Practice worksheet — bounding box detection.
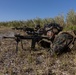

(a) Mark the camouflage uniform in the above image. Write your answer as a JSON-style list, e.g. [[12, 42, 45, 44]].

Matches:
[[50, 30, 76, 55], [38, 23, 63, 48]]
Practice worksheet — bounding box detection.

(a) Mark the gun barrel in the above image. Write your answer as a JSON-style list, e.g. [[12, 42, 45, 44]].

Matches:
[[15, 34, 48, 39], [3, 36, 15, 39]]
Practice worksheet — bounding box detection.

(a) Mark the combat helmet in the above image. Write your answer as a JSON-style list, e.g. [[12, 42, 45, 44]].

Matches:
[[45, 23, 63, 35]]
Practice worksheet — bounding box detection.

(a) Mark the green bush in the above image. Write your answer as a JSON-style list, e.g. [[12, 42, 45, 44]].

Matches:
[[0, 9, 76, 31], [64, 25, 76, 31]]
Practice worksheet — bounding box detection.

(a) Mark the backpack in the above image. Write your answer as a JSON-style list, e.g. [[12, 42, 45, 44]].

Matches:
[[50, 30, 76, 55]]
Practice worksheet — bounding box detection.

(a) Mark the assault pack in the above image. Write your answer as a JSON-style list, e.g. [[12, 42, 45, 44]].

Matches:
[[50, 30, 76, 55]]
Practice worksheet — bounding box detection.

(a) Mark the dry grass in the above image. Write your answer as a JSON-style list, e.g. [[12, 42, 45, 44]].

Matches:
[[0, 28, 76, 75]]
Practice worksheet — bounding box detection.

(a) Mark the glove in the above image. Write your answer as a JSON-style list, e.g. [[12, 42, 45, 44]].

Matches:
[[38, 39, 52, 48]]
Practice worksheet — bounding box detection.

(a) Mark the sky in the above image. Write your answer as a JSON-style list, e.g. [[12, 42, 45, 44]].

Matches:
[[0, 0, 76, 22]]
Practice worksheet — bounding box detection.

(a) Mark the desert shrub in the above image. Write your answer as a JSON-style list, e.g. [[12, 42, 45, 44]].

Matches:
[[64, 25, 76, 31]]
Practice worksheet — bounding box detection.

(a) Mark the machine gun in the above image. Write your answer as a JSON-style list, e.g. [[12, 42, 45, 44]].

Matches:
[[3, 32, 50, 53], [12, 26, 46, 36]]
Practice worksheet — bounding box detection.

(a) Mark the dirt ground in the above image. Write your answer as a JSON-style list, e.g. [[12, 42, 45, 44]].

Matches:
[[0, 27, 76, 75]]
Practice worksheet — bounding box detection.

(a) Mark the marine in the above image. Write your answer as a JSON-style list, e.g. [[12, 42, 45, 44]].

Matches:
[[38, 23, 63, 48], [38, 23, 76, 55]]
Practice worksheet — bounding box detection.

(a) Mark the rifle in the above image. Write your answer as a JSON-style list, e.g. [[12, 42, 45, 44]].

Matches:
[[12, 25, 44, 34], [3, 32, 50, 53]]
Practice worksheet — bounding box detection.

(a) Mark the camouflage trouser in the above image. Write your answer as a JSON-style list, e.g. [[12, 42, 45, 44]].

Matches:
[[50, 32, 73, 55]]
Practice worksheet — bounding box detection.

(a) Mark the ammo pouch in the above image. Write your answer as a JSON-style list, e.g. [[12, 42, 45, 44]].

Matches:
[[38, 39, 52, 48]]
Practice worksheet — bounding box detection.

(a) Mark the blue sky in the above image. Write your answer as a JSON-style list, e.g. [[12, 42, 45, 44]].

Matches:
[[0, 0, 76, 22]]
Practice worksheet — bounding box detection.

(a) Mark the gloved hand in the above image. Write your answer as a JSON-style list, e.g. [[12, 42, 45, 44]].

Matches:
[[38, 39, 52, 48]]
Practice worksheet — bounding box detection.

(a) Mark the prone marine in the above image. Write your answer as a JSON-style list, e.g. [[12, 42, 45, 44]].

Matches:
[[38, 23, 76, 55]]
